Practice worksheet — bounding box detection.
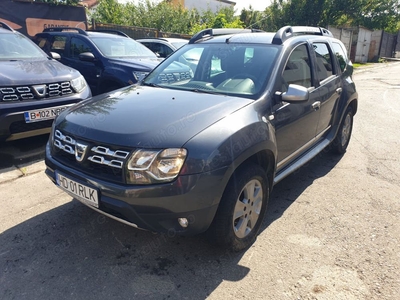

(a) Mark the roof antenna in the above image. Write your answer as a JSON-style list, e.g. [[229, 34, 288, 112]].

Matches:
[[244, 13, 271, 31]]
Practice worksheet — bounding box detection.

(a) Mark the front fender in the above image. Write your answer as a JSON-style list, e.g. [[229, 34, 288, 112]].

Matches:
[[182, 103, 277, 199]]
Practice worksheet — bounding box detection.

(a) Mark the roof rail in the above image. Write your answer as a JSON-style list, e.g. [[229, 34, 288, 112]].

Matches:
[[272, 26, 333, 45], [189, 28, 264, 44], [43, 27, 88, 35], [87, 29, 129, 38], [0, 21, 14, 32]]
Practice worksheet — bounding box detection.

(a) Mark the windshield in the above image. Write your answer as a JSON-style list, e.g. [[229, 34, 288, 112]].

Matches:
[[91, 36, 158, 58], [0, 32, 47, 60], [143, 43, 279, 98]]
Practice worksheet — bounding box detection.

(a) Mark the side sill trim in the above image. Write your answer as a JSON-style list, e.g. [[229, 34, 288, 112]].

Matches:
[[274, 137, 331, 185]]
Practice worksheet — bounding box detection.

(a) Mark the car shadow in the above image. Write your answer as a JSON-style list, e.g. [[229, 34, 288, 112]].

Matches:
[[1, 150, 343, 300], [0, 134, 48, 169], [262, 150, 344, 231], [1, 199, 249, 299]]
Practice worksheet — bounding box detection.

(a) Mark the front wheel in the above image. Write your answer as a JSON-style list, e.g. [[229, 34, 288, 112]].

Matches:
[[331, 106, 354, 154], [207, 163, 269, 252]]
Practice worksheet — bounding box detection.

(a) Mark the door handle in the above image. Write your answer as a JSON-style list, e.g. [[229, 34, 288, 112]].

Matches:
[[312, 101, 321, 110], [336, 88, 343, 95]]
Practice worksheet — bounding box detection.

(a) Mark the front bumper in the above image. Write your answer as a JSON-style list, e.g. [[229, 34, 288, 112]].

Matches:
[[45, 143, 226, 235], [0, 91, 90, 141]]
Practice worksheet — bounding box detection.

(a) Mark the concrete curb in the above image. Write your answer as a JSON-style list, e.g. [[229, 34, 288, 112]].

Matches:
[[354, 61, 400, 74], [0, 160, 45, 184]]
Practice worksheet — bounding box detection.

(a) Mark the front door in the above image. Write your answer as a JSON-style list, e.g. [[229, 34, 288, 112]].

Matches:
[[63, 37, 101, 94], [273, 44, 321, 167]]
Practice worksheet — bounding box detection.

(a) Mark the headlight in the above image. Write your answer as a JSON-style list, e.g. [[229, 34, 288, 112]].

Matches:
[[133, 71, 149, 83], [126, 148, 187, 184], [71, 75, 87, 93]]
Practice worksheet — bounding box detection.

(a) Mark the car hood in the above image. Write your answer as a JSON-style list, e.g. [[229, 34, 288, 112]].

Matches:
[[0, 58, 78, 85], [57, 86, 253, 148], [108, 57, 162, 70]]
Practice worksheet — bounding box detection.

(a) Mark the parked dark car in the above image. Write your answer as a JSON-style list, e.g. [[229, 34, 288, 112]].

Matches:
[[0, 22, 91, 142], [137, 37, 188, 58], [33, 28, 163, 95], [45, 26, 358, 251]]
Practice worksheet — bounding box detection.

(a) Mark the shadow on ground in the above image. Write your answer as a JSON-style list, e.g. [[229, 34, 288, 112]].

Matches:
[[0, 134, 48, 168], [0, 150, 343, 300]]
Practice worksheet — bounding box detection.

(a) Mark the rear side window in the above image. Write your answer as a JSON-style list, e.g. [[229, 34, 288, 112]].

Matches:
[[332, 42, 348, 72], [313, 43, 334, 82]]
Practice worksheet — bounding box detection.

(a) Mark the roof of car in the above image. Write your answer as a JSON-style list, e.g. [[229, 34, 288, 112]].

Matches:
[[0, 21, 16, 34], [136, 37, 188, 43], [189, 26, 334, 45], [40, 27, 130, 38]]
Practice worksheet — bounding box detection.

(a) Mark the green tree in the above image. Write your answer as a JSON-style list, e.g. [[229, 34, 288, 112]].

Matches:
[[263, 0, 400, 33], [91, 0, 124, 24]]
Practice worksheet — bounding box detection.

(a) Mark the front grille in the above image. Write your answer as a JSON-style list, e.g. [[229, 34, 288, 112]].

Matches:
[[52, 129, 131, 184], [10, 119, 54, 134], [0, 81, 74, 102]]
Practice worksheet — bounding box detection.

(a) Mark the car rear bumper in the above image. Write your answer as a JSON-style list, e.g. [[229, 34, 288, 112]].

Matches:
[[45, 142, 225, 235]]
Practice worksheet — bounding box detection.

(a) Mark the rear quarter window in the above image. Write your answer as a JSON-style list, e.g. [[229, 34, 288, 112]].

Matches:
[[313, 43, 335, 82], [332, 42, 348, 72]]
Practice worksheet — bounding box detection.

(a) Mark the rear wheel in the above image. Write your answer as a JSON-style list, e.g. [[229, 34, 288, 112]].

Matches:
[[331, 106, 354, 154], [207, 163, 269, 252]]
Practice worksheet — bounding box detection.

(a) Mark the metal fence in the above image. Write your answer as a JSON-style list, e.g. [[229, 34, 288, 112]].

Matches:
[[90, 20, 191, 40], [329, 26, 399, 62]]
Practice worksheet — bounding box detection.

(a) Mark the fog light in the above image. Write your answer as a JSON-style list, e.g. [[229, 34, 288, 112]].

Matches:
[[178, 218, 188, 228]]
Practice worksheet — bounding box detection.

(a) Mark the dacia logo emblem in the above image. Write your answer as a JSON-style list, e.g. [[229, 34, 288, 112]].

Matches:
[[75, 142, 88, 162], [32, 85, 47, 98]]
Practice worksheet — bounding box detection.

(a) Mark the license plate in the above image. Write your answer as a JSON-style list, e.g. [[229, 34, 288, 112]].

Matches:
[[24, 105, 71, 123], [56, 172, 99, 208]]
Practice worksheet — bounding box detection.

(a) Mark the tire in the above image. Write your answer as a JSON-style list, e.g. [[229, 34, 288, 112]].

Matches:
[[331, 106, 354, 154], [207, 163, 269, 252]]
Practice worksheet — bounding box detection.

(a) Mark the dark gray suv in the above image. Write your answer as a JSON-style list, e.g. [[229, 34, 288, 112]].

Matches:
[[0, 22, 91, 141], [44, 26, 357, 251]]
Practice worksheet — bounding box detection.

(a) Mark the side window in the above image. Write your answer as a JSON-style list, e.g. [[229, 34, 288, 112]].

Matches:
[[70, 38, 92, 59], [332, 42, 347, 72], [313, 43, 334, 81], [160, 44, 173, 57], [283, 44, 312, 88], [50, 36, 66, 56], [149, 43, 161, 56]]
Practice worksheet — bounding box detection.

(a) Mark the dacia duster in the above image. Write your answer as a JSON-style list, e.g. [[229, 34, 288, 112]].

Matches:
[[45, 26, 358, 251]]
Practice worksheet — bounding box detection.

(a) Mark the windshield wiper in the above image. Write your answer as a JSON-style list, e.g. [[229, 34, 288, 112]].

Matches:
[[188, 88, 219, 95], [141, 82, 161, 88]]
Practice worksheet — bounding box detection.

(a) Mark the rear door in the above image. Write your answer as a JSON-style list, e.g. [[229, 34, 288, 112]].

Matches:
[[311, 41, 342, 136]]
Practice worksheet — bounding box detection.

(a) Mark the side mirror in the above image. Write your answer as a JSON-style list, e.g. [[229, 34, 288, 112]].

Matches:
[[281, 84, 309, 103], [49, 52, 61, 60], [79, 52, 96, 62]]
